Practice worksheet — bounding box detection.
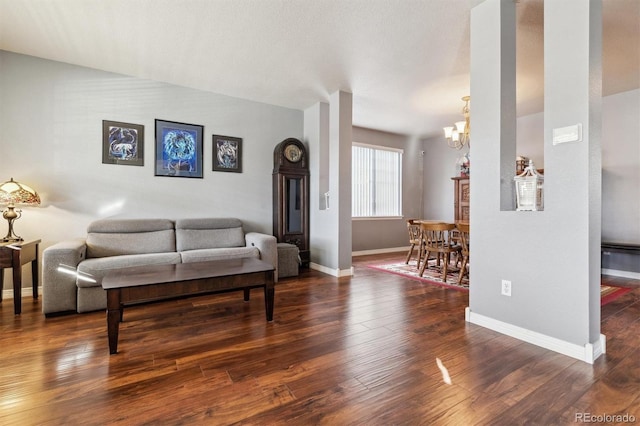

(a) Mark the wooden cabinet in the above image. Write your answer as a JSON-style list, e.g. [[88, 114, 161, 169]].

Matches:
[[452, 177, 470, 222]]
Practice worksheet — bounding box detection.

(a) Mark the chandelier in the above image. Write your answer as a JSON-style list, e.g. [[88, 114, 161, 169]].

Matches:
[[443, 95, 470, 150]]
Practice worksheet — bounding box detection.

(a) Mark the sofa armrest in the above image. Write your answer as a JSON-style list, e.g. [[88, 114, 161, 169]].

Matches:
[[42, 238, 87, 315], [245, 232, 278, 281]]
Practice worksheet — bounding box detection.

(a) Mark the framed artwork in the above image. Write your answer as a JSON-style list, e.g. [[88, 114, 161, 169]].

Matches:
[[102, 120, 144, 166], [154, 119, 204, 178], [212, 135, 242, 173]]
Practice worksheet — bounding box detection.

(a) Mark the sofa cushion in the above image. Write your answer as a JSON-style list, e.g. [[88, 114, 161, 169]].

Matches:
[[180, 247, 259, 264], [175, 218, 245, 251], [87, 218, 175, 233], [86, 219, 176, 258], [76, 252, 182, 288]]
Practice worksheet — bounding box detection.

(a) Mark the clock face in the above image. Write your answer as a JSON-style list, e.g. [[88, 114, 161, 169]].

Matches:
[[284, 144, 302, 163]]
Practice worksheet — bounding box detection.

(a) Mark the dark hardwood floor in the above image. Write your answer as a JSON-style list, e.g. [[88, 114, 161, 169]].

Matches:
[[2, 253, 639, 425]]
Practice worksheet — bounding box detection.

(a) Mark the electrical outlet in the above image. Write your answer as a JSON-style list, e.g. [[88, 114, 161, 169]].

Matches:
[[501, 279, 512, 296]]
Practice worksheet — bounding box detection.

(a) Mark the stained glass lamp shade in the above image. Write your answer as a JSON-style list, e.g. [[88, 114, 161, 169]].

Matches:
[[0, 178, 41, 242]]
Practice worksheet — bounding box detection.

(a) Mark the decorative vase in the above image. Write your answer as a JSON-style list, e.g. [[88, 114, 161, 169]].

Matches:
[[458, 152, 470, 177]]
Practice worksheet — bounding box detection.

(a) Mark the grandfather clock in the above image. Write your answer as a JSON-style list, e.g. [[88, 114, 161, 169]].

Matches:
[[273, 138, 310, 267]]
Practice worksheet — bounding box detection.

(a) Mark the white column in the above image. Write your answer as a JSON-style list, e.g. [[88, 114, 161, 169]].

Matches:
[[467, 0, 603, 363], [304, 91, 353, 276], [544, 0, 602, 347], [329, 90, 353, 275]]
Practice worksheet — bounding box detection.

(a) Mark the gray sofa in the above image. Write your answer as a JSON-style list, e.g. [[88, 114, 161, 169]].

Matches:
[[42, 217, 277, 315]]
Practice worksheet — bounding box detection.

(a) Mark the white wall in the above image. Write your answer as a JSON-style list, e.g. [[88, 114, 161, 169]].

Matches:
[[351, 127, 425, 252], [516, 111, 545, 168], [424, 91, 639, 250], [514, 88, 640, 244], [601, 89, 640, 244], [1, 50, 302, 291], [421, 138, 467, 222]]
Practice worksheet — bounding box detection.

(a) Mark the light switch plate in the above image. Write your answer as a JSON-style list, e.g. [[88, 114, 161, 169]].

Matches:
[[553, 123, 582, 145]]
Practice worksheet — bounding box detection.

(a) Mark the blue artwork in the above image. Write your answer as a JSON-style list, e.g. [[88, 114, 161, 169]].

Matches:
[[108, 126, 138, 160], [162, 128, 197, 172], [154, 119, 203, 178]]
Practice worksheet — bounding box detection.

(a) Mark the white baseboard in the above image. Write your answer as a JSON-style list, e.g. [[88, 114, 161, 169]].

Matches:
[[2, 286, 42, 300], [601, 268, 640, 280], [307, 246, 407, 276], [465, 307, 606, 364], [352, 246, 409, 257], [309, 262, 354, 277]]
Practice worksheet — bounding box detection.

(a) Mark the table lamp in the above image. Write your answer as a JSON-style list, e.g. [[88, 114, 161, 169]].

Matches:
[[0, 177, 41, 242]]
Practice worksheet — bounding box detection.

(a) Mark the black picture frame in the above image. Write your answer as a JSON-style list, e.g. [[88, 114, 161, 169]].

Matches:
[[154, 119, 204, 178], [212, 135, 243, 173], [102, 120, 144, 166]]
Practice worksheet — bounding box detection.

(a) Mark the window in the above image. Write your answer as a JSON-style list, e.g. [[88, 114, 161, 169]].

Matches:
[[352, 143, 403, 218]]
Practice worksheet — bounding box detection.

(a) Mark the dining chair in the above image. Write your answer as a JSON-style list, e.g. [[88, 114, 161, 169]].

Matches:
[[418, 222, 461, 283], [414, 220, 447, 270], [456, 223, 470, 285], [405, 219, 422, 264]]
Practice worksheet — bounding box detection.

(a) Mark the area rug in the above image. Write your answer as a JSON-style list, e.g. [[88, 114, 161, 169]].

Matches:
[[367, 260, 469, 292], [368, 261, 633, 304], [600, 285, 633, 306]]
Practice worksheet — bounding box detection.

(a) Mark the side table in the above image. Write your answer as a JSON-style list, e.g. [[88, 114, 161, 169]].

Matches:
[[0, 239, 41, 315]]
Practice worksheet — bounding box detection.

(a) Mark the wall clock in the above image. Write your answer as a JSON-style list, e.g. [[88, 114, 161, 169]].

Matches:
[[284, 143, 302, 163]]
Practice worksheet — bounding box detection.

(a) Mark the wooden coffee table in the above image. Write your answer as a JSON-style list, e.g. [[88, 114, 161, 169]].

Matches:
[[101, 257, 275, 354]]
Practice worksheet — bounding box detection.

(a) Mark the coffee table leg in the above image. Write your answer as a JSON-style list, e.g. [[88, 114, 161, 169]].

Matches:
[[243, 288, 250, 301], [264, 270, 275, 321], [264, 285, 274, 321], [106, 289, 122, 354]]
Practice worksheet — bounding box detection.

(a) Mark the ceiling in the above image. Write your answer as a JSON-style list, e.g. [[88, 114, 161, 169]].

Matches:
[[1, 0, 638, 138]]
